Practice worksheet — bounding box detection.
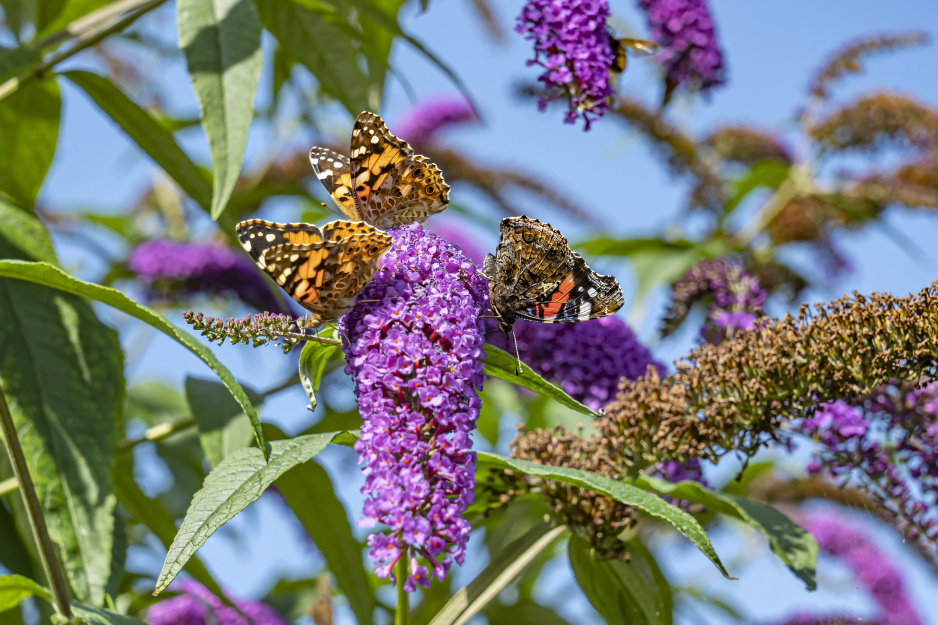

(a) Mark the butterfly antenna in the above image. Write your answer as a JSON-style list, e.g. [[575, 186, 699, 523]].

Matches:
[[512, 327, 523, 376]]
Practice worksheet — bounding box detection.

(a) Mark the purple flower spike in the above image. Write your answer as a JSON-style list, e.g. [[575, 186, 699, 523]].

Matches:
[[516, 0, 616, 130], [395, 98, 478, 149], [637, 0, 726, 99], [146, 580, 289, 625], [128, 240, 286, 313], [339, 223, 488, 591]]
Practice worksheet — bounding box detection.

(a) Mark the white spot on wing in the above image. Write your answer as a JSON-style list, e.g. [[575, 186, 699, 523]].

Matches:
[[266, 233, 276, 242], [578, 301, 592, 320]]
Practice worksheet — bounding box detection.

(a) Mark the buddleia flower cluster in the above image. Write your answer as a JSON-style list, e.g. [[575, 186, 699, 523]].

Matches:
[[660, 257, 767, 343], [516, 0, 616, 129], [798, 381, 938, 562], [637, 0, 726, 101], [339, 223, 488, 591], [499, 282, 938, 555], [128, 239, 286, 313], [182, 310, 324, 354], [146, 580, 289, 625]]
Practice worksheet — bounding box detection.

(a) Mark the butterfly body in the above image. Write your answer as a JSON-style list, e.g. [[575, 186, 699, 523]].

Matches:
[[485, 216, 624, 340], [309, 112, 450, 230], [236, 219, 392, 326]]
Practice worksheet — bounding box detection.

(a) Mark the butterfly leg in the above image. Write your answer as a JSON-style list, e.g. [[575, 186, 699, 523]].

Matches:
[[511, 327, 523, 376]]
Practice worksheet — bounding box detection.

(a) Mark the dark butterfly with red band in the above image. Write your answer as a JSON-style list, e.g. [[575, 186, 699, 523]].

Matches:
[[483, 216, 624, 371]]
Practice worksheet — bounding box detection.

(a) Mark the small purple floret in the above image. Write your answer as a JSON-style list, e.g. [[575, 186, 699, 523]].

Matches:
[[637, 0, 726, 97], [339, 223, 488, 591], [145, 580, 289, 625], [128, 240, 285, 313], [516, 0, 616, 130]]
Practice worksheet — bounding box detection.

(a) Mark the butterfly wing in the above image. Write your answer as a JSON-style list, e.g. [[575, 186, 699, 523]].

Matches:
[[236, 220, 326, 268], [512, 251, 624, 322], [349, 112, 450, 229], [308, 147, 359, 221], [236, 219, 392, 322], [490, 216, 623, 323]]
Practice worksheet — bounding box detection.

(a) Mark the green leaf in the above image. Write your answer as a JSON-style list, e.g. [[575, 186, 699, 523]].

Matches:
[[36, 0, 110, 37], [0, 195, 58, 264], [0, 46, 39, 83], [256, 0, 373, 115], [0, 575, 51, 612], [178, 0, 263, 219], [0, 77, 60, 206], [185, 376, 261, 468], [635, 475, 817, 590], [0, 237, 123, 606], [69, 601, 148, 625], [298, 328, 340, 410], [485, 601, 575, 625], [572, 237, 698, 258], [568, 537, 671, 625], [725, 160, 791, 215], [429, 522, 566, 625], [483, 344, 600, 419], [0, 259, 266, 457], [154, 432, 342, 594], [113, 455, 225, 597], [63, 70, 212, 210], [274, 452, 376, 625], [476, 453, 733, 579]]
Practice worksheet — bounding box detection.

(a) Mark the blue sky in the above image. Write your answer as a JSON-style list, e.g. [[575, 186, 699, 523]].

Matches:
[[35, 0, 938, 623]]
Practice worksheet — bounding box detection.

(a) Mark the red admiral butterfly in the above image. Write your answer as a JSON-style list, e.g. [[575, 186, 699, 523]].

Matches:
[[484, 216, 625, 371]]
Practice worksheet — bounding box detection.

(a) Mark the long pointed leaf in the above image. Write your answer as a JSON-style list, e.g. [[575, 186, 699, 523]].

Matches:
[[635, 475, 817, 589], [0, 77, 59, 205], [154, 432, 342, 594], [0, 237, 123, 606], [0, 575, 52, 612], [64, 70, 212, 210], [178, 0, 263, 219], [476, 453, 733, 579], [0, 259, 266, 457], [483, 345, 600, 419]]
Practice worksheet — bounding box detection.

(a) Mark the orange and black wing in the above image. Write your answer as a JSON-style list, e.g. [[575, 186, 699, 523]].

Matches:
[[348, 112, 449, 229], [308, 147, 360, 221]]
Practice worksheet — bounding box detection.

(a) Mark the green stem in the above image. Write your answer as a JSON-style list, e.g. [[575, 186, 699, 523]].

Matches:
[[395, 556, 409, 625], [0, 0, 168, 103], [0, 382, 73, 620], [118, 417, 196, 452]]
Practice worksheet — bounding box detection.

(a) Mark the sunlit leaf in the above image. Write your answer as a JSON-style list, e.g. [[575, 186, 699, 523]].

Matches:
[[0, 238, 123, 606], [0, 195, 58, 264], [256, 0, 373, 115], [0, 575, 51, 612], [0, 259, 266, 457], [178, 0, 263, 219], [154, 432, 342, 594], [64, 70, 213, 210], [636, 475, 818, 589], [476, 453, 733, 579], [0, 77, 59, 206], [483, 345, 600, 419], [36, 0, 111, 38], [298, 328, 340, 410], [69, 601, 148, 625]]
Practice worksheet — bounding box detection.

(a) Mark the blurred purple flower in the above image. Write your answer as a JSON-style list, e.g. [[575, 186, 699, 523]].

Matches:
[[490, 316, 661, 412], [516, 0, 616, 129], [800, 382, 938, 563], [146, 580, 289, 625], [339, 223, 488, 591], [637, 0, 726, 99], [661, 257, 766, 344], [128, 240, 286, 313], [766, 511, 924, 625], [396, 98, 478, 149]]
